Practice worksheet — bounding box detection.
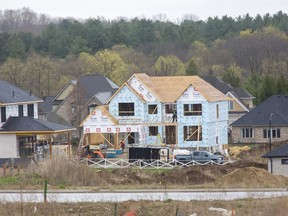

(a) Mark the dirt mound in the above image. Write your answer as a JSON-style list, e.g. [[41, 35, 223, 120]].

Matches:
[[156, 167, 215, 185], [216, 167, 288, 188]]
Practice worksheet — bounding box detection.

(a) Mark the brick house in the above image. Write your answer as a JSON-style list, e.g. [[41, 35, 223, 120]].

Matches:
[[231, 95, 288, 144]]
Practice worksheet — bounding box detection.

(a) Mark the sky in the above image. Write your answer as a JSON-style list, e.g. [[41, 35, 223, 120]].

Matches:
[[1, 0, 287, 22]]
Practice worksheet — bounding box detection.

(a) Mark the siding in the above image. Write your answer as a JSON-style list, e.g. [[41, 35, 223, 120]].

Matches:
[[0, 134, 18, 158], [267, 158, 288, 177]]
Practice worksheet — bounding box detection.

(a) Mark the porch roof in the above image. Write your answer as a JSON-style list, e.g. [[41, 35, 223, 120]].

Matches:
[[0, 117, 76, 134]]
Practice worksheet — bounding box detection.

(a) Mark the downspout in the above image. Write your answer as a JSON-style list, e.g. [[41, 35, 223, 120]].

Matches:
[[270, 157, 273, 174]]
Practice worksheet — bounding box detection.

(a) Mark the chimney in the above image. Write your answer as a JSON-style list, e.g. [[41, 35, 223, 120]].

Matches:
[[12, 90, 15, 98]]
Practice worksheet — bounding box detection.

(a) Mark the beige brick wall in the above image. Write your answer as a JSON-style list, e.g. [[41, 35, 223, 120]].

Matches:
[[232, 127, 288, 144]]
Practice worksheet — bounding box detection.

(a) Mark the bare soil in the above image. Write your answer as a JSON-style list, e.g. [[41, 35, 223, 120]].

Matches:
[[1, 145, 288, 215], [1, 197, 288, 216]]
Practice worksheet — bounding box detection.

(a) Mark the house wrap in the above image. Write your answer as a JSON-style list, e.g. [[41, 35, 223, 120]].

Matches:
[[81, 73, 230, 151]]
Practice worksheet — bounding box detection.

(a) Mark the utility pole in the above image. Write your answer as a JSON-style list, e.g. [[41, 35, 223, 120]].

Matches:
[[269, 113, 274, 152]]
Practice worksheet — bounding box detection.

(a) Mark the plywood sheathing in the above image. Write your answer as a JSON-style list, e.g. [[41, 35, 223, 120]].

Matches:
[[134, 73, 229, 103]]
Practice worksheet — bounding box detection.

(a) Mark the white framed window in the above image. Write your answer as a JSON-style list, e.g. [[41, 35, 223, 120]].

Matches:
[[263, 129, 281, 139], [241, 128, 253, 138], [281, 159, 288, 164], [229, 101, 234, 110]]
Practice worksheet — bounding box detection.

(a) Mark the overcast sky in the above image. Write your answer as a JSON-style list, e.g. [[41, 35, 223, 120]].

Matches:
[[1, 0, 287, 22]]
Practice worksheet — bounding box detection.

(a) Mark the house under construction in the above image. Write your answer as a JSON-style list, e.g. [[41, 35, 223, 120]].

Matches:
[[80, 73, 230, 152]]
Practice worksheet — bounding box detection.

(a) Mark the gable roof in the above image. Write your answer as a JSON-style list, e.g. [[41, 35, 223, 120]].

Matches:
[[0, 80, 42, 105], [77, 74, 118, 100], [52, 80, 76, 103], [262, 144, 288, 158], [0, 117, 75, 133], [201, 76, 254, 99], [128, 73, 228, 103], [231, 95, 288, 127], [39, 96, 54, 113]]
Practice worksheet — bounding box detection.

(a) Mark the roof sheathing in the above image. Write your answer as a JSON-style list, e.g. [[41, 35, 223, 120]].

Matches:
[[135, 74, 228, 103]]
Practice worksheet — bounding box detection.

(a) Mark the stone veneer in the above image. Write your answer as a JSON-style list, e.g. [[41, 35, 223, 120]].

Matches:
[[231, 127, 288, 144]]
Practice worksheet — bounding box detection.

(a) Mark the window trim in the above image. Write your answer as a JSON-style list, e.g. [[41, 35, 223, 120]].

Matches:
[[281, 159, 288, 164], [229, 101, 234, 110], [241, 128, 253, 138], [263, 128, 281, 139]]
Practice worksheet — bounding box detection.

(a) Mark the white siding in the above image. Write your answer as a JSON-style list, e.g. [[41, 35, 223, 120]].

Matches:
[[267, 158, 288, 177], [0, 134, 18, 158]]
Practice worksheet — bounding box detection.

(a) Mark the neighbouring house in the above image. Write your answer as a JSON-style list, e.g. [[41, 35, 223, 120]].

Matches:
[[38, 96, 72, 126], [231, 95, 288, 144], [262, 144, 288, 176], [52, 75, 118, 136], [202, 76, 254, 125], [80, 73, 230, 152], [0, 79, 75, 162]]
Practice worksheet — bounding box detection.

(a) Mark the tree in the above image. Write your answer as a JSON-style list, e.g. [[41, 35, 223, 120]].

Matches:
[[186, 59, 198, 75], [221, 64, 241, 87], [0, 58, 27, 88], [94, 49, 127, 85], [78, 52, 98, 74], [26, 54, 54, 96], [154, 55, 185, 76], [7, 34, 26, 58]]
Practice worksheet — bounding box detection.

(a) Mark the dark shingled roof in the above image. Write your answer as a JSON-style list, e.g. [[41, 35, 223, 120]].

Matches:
[[262, 144, 288, 158], [201, 76, 254, 99], [77, 75, 118, 102], [0, 117, 75, 132], [0, 80, 41, 104], [231, 95, 288, 127]]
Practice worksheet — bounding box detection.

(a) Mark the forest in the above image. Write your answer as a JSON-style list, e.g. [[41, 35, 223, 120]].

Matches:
[[1, 7, 288, 104]]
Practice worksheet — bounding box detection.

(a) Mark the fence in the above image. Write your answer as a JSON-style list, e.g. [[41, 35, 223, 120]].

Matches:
[[79, 158, 234, 169]]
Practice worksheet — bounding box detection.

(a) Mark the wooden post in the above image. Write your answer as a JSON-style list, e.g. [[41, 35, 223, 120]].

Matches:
[[68, 132, 71, 160], [50, 135, 53, 159]]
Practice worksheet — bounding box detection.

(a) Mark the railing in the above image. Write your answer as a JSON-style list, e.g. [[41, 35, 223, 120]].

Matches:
[[78, 158, 234, 169]]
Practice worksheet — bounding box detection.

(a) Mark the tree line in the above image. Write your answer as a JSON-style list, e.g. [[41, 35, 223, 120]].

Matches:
[[1, 8, 288, 104]]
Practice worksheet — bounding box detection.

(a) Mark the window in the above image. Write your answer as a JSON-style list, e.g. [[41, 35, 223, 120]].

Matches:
[[18, 105, 23, 117], [27, 104, 34, 117], [184, 126, 202, 141], [1, 107, 6, 122], [119, 103, 134, 116], [216, 104, 219, 119], [165, 104, 176, 114], [88, 104, 97, 113], [241, 128, 253, 138], [183, 104, 202, 116], [263, 129, 281, 139], [148, 105, 158, 114], [281, 159, 288, 164], [229, 101, 234, 110], [149, 126, 158, 136]]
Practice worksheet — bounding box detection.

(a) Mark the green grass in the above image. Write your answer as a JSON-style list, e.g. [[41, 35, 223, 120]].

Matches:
[[0, 175, 21, 185]]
